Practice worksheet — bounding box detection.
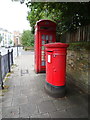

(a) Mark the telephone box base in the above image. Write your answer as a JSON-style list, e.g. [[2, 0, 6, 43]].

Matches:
[[34, 70, 46, 74], [44, 82, 66, 98]]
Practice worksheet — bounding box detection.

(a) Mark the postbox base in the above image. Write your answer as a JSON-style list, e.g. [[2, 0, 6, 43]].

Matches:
[[44, 82, 66, 98]]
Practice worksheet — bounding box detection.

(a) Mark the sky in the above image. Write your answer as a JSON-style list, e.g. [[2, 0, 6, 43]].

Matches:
[[0, 0, 31, 33]]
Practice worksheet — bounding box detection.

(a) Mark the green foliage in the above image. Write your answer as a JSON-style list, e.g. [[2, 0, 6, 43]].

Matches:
[[21, 30, 34, 47], [27, 2, 90, 35], [12, 1, 90, 39], [24, 46, 34, 51], [68, 42, 90, 51]]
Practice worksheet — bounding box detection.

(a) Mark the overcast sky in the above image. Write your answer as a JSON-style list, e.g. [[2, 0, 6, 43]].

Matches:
[[0, 0, 31, 33]]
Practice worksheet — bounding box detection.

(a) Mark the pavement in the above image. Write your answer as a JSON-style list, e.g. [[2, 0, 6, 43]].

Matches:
[[0, 49, 88, 119]]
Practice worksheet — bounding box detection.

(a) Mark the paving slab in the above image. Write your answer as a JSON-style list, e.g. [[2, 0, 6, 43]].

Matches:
[[38, 100, 57, 114], [19, 103, 38, 117], [53, 97, 72, 111], [2, 106, 19, 118], [49, 109, 72, 118], [67, 106, 88, 118], [30, 112, 50, 118], [27, 94, 44, 105], [12, 95, 28, 106]]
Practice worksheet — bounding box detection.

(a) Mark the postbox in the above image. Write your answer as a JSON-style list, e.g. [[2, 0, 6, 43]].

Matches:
[[34, 19, 56, 73], [44, 43, 69, 98]]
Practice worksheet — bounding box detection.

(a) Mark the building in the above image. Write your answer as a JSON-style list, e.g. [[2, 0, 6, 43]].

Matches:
[[0, 28, 14, 47], [13, 31, 21, 46]]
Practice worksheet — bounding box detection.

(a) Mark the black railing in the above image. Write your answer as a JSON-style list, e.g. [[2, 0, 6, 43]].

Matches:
[[0, 49, 13, 89]]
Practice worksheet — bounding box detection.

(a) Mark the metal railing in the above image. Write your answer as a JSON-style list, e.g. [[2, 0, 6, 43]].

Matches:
[[0, 49, 13, 89]]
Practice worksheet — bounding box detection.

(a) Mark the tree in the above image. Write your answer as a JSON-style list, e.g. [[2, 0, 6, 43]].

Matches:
[[21, 30, 34, 47], [12, 1, 90, 36], [27, 2, 90, 35]]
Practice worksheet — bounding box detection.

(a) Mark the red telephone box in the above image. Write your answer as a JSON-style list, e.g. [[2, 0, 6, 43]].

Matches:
[[34, 19, 56, 73]]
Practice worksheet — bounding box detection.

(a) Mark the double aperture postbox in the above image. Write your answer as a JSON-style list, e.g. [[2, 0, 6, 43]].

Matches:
[[34, 20, 56, 73], [44, 43, 69, 97]]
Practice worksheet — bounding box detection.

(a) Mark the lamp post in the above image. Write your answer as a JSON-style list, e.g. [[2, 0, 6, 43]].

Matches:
[[16, 37, 18, 56]]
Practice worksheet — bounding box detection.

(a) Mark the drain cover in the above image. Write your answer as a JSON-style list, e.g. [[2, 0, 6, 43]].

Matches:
[[21, 69, 29, 76]]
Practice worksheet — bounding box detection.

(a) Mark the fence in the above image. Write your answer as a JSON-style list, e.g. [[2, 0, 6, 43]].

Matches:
[[60, 24, 90, 43], [0, 49, 13, 89]]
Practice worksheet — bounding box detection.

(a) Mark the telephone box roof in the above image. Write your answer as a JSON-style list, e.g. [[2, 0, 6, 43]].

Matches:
[[35, 19, 56, 26]]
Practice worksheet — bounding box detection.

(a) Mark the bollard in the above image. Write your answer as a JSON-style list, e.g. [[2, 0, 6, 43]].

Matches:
[[8, 49, 11, 72], [11, 49, 14, 65], [0, 52, 4, 89]]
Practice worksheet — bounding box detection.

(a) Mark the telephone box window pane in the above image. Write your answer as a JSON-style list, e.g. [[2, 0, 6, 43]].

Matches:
[[42, 46, 45, 50], [42, 56, 44, 61], [42, 35, 45, 40], [42, 41, 45, 45], [46, 35, 48, 40], [42, 51, 44, 55], [42, 61, 45, 66], [42, 51, 44, 54], [40, 26, 49, 30], [50, 35, 52, 41]]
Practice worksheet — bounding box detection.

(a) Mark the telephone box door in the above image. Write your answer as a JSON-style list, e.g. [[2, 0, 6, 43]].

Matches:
[[40, 32, 55, 71]]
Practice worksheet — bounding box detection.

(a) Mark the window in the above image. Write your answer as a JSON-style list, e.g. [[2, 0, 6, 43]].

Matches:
[[42, 51, 44, 55], [49, 35, 53, 43], [42, 61, 45, 66], [42, 41, 45, 45], [49, 35, 52, 41], [42, 46, 44, 50], [40, 26, 49, 30], [42, 56, 44, 61], [46, 35, 48, 40], [42, 35, 45, 40]]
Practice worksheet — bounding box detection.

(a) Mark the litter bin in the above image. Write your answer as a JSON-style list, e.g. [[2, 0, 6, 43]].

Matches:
[[44, 42, 69, 98]]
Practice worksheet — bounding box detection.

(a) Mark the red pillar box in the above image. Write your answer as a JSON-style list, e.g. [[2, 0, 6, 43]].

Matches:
[[34, 19, 56, 73], [44, 43, 69, 98]]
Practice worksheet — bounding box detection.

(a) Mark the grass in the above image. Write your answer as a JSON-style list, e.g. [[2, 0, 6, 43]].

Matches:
[[6, 73, 11, 77], [12, 64, 17, 67], [11, 64, 18, 69], [3, 77, 9, 82], [0, 85, 9, 96], [3, 85, 9, 89], [0, 63, 17, 96]]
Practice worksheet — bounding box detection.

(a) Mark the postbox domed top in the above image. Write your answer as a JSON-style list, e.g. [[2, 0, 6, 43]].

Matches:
[[44, 42, 69, 48]]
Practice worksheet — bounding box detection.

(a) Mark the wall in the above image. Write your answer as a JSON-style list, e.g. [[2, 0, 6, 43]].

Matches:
[[66, 49, 89, 93], [59, 24, 90, 93]]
